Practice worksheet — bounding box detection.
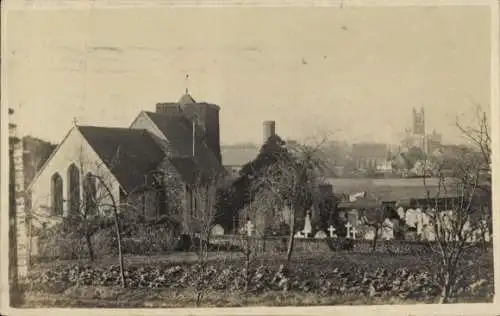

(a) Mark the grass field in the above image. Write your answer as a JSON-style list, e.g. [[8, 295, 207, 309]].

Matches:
[[326, 177, 459, 201]]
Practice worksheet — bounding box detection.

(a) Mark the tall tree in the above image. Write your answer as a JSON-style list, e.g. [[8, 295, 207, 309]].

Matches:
[[183, 171, 226, 307], [220, 135, 292, 230], [255, 136, 328, 273]]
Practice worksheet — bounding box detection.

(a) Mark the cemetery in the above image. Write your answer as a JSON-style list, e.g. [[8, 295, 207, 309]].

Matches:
[[21, 186, 493, 308]]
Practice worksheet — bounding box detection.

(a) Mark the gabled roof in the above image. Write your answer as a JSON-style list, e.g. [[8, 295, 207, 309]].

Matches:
[[78, 126, 166, 193]]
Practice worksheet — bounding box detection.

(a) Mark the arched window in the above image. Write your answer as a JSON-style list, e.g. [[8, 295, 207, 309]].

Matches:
[[51, 173, 64, 216], [67, 164, 80, 214], [83, 173, 97, 215], [153, 175, 167, 218]]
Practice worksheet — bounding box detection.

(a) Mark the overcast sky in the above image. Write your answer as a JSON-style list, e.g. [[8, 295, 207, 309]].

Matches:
[[4, 6, 491, 146]]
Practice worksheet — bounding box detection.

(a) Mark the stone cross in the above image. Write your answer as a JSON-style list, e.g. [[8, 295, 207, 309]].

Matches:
[[328, 225, 336, 237], [351, 227, 358, 240], [246, 220, 254, 237], [345, 222, 352, 238]]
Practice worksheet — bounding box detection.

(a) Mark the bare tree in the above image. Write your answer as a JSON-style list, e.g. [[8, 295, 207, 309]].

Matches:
[[456, 104, 491, 196], [238, 176, 276, 294], [28, 147, 132, 287], [183, 170, 226, 307], [421, 140, 490, 303], [359, 204, 388, 252]]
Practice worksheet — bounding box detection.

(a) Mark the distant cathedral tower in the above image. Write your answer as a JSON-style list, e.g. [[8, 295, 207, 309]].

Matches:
[[412, 107, 427, 154]]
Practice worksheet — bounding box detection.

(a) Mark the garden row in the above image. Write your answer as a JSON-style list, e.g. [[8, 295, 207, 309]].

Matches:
[[26, 253, 494, 303]]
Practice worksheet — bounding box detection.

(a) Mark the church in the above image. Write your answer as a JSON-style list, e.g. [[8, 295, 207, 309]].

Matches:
[[27, 92, 227, 232]]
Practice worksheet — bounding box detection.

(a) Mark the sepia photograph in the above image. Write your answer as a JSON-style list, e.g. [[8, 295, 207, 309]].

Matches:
[[2, 0, 496, 312]]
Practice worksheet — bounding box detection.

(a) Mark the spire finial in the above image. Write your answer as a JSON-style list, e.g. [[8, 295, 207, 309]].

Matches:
[[72, 117, 78, 126], [185, 74, 189, 94]]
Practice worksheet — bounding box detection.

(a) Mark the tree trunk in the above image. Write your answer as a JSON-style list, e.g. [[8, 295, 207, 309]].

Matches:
[[91, 174, 125, 287], [85, 233, 95, 262], [244, 238, 251, 293], [439, 272, 451, 304], [372, 230, 378, 252], [285, 209, 296, 270], [113, 210, 126, 288], [195, 291, 203, 307]]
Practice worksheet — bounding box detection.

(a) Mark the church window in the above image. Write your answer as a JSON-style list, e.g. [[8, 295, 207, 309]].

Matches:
[[51, 172, 63, 216], [67, 164, 81, 215], [83, 172, 97, 215]]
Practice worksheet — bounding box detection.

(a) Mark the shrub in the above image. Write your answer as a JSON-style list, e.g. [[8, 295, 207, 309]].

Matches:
[[37, 234, 87, 261], [326, 238, 355, 252]]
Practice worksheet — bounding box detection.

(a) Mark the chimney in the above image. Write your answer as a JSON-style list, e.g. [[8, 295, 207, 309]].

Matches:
[[263, 120, 276, 143]]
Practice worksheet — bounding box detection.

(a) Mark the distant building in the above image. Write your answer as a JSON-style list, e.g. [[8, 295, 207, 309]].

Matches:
[[351, 142, 391, 171], [221, 120, 279, 177], [221, 144, 259, 177], [425, 129, 443, 154], [402, 107, 442, 155]]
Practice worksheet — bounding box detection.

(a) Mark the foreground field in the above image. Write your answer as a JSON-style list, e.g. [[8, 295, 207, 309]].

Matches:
[[18, 250, 494, 308]]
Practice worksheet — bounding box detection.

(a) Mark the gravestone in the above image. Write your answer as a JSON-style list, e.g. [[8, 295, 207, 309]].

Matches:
[[405, 208, 418, 230], [211, 224, 224, 236], [314, 230, 327, 239], [294, 231, 305, 238], [303, 213, 312, 238], [345, 222, 352, 238], [351, 227, 358, 240], [364, 227, 375, 240], [347, 209, 359, 227], [328, 225, 337, 238], [381, 218, 394, 240], [396, 206, 405, 219], [246, 220, 254, 237], [422, 224, 436, 242]]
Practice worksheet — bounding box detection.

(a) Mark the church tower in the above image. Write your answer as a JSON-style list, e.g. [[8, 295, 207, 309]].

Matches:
[[155, 91, 222, 164], [412, 107, 427, 154]]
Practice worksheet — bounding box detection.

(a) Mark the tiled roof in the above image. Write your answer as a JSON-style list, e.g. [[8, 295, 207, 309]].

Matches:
[[144, 111, 195, 157], [78, 126, 166, 193], [169, 157, 198, 184]]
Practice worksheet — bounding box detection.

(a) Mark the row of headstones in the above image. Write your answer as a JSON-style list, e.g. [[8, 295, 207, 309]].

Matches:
[[211, 220, 358, 239], [211, 219, 491, 243]]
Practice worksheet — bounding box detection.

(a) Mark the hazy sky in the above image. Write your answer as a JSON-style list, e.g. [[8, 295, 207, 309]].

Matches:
[[4, 6, 491, 145]]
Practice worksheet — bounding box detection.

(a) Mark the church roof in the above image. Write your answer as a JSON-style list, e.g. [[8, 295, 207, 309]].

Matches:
[[169, 157, 198, 184], [78, 126, 166, 193]]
